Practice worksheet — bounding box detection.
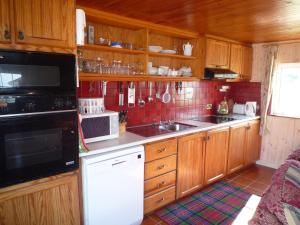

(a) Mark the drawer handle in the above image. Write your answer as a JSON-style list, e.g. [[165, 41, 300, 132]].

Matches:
[[157, 148, 166, 153], [157, 165, 165, 170], [156, 197, 165, 203], [157, 181, 166, 188]]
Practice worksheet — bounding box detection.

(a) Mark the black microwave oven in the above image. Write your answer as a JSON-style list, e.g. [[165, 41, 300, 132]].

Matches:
[[0, 50, 78, 188]]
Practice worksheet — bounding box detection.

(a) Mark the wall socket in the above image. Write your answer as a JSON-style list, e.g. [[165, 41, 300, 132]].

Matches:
[[206, 104, 213, 109]]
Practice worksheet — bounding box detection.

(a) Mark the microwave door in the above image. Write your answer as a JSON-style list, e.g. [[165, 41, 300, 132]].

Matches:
[[81, 116, 111, 143], [0, 50, 76, 95]]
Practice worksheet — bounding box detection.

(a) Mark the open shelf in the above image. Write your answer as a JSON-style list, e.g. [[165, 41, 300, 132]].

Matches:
[[79, 73, 200, 82], [148, 52, 197, 60], [78, 44, 146, 55]]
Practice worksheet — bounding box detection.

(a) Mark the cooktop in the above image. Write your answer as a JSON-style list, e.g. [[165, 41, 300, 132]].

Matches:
[[193, 115, 236, 124]]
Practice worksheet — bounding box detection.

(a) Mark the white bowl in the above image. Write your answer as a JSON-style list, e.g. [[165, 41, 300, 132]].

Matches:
[[148, 45, 163, 53], [149, 67, 158, 75]]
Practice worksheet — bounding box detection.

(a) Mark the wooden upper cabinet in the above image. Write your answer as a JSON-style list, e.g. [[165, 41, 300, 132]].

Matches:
[[0, 0, 12, 43], [177, 132, 205, 199], [204, 127, 229, 184], [227, 123, 248, 174], [205, 38, 230, 69], [229, 44, 243, 74], [241, 46, 253, 80], [244, 120, 261, 166], [13, 0, 75, 48]]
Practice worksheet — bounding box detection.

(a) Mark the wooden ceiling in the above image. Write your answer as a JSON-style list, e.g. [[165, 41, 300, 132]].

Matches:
[[77, 0, 300, 43]]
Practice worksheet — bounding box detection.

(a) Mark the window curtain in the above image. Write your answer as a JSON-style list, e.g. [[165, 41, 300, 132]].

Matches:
[[260, 45, 279, 135]]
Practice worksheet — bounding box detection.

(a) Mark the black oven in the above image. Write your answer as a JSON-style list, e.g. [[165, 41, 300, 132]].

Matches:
[[0, 50, 78, 188], [0, 111, 78, 188]]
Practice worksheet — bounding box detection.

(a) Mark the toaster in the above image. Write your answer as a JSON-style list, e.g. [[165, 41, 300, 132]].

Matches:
[[232, 103, 246, 114]]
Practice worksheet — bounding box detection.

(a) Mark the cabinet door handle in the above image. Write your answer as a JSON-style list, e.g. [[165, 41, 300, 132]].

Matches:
[[4, 30, 11, 40], [157, 148, 166, 153], [157, 165, 165, 170], [18, 31, 24, 40]]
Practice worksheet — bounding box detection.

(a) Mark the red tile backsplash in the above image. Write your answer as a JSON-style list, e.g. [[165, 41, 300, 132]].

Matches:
[[78, 80, 261, 126]]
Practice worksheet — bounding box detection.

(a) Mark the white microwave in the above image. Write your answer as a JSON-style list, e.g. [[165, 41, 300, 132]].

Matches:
[[80, 111, 119, 143]]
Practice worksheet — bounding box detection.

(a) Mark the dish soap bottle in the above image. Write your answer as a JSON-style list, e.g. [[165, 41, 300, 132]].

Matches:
[[217, 97, 229, 115]]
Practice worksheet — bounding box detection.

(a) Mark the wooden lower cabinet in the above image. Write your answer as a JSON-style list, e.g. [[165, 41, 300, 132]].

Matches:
[[144, 139, 177, 214], [0, 171, 81, 225], [204, 127, 229, 184], [145, 171, 176, 198], [144, 186, 176, 214], [244, 120, 261, 165], [227, 122, 248, 174], [227, 120, 261, 173], [177, 133, 205, 199]]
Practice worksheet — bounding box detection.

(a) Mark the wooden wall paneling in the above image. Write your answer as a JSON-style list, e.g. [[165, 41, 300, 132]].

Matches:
[[13, 0, 75, 48], [177, 132, 205, 199], [77, 0, 300, 43], [204, 127, 229, 184], [0, 171, 80, 225], [253, 42, 300, 168], [260, 116, 296, 167]]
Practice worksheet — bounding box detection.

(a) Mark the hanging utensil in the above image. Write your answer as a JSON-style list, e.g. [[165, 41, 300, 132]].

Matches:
[[138, 82, 145, 107], [128, 82, 135, 108], [89, 81, 96, 94], [172, 82, 176, 104], [102, 81, 107, 96], [162, 82, 171, 104], [156, 82, 161, 99], [148, 81, 154, 103], [119, 82, 124, 106]]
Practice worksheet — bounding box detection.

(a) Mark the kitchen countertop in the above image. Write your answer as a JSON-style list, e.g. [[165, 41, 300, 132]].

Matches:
[[79, 114, 260, 157]]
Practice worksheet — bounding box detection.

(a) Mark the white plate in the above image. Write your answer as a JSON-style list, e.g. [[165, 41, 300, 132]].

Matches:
[[160, 50, 177, 54]]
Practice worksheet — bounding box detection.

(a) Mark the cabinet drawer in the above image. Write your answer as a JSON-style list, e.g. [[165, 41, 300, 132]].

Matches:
[[145, 138, 177, 162], [144, 186, 176, 214], [144, 171, 176, 197], [145, 155, 177, 180]]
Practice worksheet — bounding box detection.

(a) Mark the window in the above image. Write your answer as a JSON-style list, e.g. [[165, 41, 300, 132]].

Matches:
[[271, 63, 300, 118]]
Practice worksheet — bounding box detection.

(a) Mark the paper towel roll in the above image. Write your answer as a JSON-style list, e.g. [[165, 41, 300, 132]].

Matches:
[[76, 9, 86, 46]]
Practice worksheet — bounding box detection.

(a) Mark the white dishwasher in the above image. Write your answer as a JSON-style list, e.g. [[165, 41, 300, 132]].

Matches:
[[81, 145, 145, 225]]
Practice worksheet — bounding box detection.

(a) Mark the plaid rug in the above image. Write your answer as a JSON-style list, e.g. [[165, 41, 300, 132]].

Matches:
[[155, 181, 251, 225]]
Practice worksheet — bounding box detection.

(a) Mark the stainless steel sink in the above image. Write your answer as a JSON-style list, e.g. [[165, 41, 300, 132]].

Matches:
[[127, 122, 197, 137], [158, 123, 195, 132]]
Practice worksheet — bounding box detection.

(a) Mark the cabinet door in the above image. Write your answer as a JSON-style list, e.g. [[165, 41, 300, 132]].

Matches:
[[227, 123, 247, 174], [14, 0, 75, 48], [204, 127, 229, 184], [244, 120, 261, 166], [0, 0, 12, 43], [0, 172, 80, 225], [206, 38, 230, 68], [229, 44, 243, 75], [241, 46, 253, 80], [177, 132, 205, 199]]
